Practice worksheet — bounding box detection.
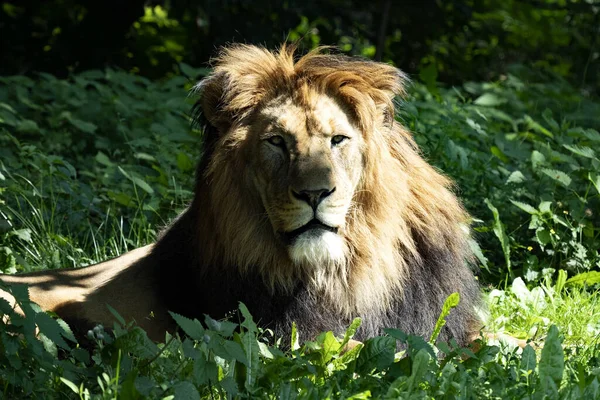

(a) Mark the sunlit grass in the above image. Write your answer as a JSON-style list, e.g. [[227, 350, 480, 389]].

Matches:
[[486, 277, 600, 362]]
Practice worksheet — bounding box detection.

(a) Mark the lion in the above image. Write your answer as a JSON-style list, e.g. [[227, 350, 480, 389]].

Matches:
[[0, 44, 482, 346]]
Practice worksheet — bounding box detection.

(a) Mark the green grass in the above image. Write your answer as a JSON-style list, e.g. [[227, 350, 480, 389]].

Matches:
[[1, 65, 599, 398]]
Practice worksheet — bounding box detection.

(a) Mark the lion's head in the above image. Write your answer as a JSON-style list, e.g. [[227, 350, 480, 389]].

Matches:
[[192, 45, 472, 318]]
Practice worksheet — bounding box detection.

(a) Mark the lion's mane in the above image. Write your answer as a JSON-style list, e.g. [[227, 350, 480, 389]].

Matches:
[[153, 45, 481, 345]]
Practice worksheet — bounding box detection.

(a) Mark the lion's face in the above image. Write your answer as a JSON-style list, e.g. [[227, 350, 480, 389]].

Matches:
[[247, 93, 364, 266]]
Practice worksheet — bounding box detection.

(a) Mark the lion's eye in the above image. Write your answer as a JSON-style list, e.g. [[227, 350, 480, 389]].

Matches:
[[266, 135, 285, 148], [331, 135, 349, 146]]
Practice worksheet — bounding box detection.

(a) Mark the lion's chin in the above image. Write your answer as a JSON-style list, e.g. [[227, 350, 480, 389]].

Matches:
[[288, 230, 347, 267]]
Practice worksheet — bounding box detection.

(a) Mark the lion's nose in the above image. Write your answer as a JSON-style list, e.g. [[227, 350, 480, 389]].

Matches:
[[292, 188, 336, 210]]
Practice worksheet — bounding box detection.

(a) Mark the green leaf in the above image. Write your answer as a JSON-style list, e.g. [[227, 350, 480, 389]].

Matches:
[[563, 144, 596, 159], [35, 312, 71, 349], [406, 349, 431, 393], [339, 317, 362, 349], [536, 228, 551, 246], [69, 118, 97, 134], [12, 228, 32, 242], [510, 200, 538, 214], [589, 172, 600, 195], [16, 119, 40, 133], [60, 377, 80, 394], [485, 199, 512, 277], [193, 357, 218, 385], [565, 271, 600, 286], [490, 146, 509, 163], [356, 336, 396, 374], [236, 310, 259, 389], [134, 152, 157, 162], [430, 292, 460, 343], [95, 152, 113, 166], [531, 150, 546, 169], [177, 152, 194, 172], [506, 170, 526, 184], [291, 321, 300, 351], [474, 93, 505, 106], [524, 115, 553, 138], [541, 168, 572, 187], [131, 176, 154, 194], [520, 345, 536, 372], [539, 201, 552, 214], [172, 381, 200, 400], [318, 331, 341, 364], [169, 312, 205, 341], [538, 325, 564, 389], [468, 238, 488, 270], [118, 166, 154, 194]]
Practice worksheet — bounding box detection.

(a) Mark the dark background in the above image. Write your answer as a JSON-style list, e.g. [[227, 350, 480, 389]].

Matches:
[[1, 0, 598, 93]]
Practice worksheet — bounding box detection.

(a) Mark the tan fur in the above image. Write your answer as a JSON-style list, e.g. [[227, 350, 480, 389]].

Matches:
[[194, 44, 470, 317], [1, 44, 476, 343]]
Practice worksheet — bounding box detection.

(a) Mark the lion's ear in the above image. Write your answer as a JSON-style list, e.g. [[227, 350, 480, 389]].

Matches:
[[193, 72, 232, 133], [342, 61, 408, 128]]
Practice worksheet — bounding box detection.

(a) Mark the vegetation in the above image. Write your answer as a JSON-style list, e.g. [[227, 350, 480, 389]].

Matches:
[[0, 0, 599, 398], [1, 61, 598, 398]]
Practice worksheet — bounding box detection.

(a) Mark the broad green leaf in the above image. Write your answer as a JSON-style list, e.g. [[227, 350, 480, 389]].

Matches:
[[539, 201, 553, 214], [520, 345, 536, 372], [563, 144, 596, 159], [356, 336, 396, 374], [16, 119, 40, 133], [172, 381, 200, 400], [430, 292, 460, 343], [12, 228, 32, 242], [35, 312, 71, 350], [177, 152, 194, 172], [406, 349, 431, 393], [474, 93, 505, 106], [215, 340, 248, 366], [204, 315, 237, 336], [565, 271, 600, 286], [193, 357, 218, 385], [238, 303, 257, 334], [531, 150, 546, 169], [506, 170, 526, 184], [510, 200, 538, 214], [536, 228, 551, 246], [485, 199, 512, 276], [68, 117, 97, 134], [319, 331, 341, 364], [95, 152, 113, 166], [131, 176, 154, 194], [541, 168, 572, 187], [118, 166, 154, 194], [169, 311, 204, 341], [538, 325, 564, 388]]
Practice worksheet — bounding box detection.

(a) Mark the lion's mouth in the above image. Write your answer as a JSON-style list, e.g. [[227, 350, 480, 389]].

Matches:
[[282, 219, 338, 244]]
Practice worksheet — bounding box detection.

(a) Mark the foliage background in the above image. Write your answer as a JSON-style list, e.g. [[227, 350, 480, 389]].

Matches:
[[0, 0, 599, 398]]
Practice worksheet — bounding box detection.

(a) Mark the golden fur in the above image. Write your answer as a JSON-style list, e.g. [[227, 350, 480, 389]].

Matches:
[[1, 44, 481, 345], [194, 44, 471, 316]]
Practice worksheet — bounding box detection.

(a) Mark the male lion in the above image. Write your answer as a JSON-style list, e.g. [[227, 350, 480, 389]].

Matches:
[[1, 44, 482, 346]]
